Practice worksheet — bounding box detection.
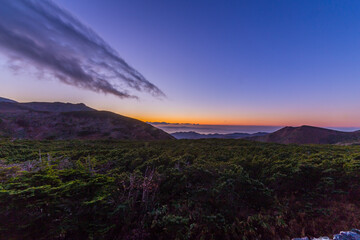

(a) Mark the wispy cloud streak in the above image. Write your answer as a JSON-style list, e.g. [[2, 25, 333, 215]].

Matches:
[[0, 0, 164, 99]]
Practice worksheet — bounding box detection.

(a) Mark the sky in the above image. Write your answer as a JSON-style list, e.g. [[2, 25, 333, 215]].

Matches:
[[1, 0, 360, 129]]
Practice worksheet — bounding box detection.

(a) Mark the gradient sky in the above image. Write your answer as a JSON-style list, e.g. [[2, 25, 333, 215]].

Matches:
[[1, 0, 360, 127]]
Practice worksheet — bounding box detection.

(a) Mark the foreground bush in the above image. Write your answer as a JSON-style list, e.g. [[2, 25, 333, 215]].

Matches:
[[0, 139, 360, 239]]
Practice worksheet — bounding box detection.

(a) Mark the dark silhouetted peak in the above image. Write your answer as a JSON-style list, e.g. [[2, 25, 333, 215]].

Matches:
[[249, 125, 360, 145], [0, 97, 17, 103], [21, 102, 94, 112], [0, 100, 173, 140]]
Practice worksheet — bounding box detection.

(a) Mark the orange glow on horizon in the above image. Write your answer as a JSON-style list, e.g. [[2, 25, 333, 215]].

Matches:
[[8, 96, 360, 128], [119, 112, 360, 128]]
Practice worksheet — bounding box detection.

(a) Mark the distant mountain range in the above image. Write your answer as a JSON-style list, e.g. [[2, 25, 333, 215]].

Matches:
[[174, 126, 360, 144], [249, 125, 360, 145], [171, 131, 268, 139], [0, 97, 173, 140], [2, 97, 359, 144]]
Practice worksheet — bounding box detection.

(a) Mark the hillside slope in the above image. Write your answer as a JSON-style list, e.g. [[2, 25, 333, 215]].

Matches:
[[0, 99, 173, 140], [249, 125, 360, 144], [0, 97, 17, 103]]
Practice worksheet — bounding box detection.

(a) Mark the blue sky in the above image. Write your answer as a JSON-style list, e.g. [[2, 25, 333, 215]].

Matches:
[[1, 0, 360, 127]]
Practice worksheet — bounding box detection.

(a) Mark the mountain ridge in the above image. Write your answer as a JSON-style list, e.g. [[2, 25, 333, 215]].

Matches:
[[0, 97, 18, 103], [0, 97, 173, 140], [249, 125, 360, 144]]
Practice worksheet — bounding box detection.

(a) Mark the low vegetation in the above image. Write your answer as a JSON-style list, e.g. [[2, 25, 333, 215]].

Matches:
[[1, 139, 360, 239]]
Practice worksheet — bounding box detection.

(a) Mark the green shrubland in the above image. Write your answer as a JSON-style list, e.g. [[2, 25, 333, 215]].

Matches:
[[0, 139, 360, 239]]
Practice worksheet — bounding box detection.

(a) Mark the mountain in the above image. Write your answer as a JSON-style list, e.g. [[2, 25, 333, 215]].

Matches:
[[172, 131, 268, 139], [21, 102, 94, 112], [0, 97, 17, 103], [0, 98, 173, 140], [249, 125, 360, 144]]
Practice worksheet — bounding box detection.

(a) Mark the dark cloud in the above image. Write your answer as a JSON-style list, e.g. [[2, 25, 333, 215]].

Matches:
[[0, 0, 165, 99]]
